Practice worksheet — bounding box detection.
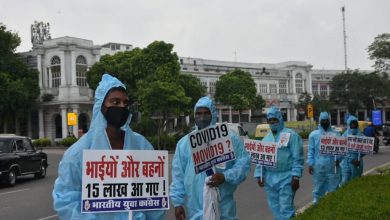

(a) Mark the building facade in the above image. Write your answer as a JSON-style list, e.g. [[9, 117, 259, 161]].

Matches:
[[17, 36, 389, 140], [311, 69, 390, 125], [179, 57, 313, 123], [20, 37, 133, 140]]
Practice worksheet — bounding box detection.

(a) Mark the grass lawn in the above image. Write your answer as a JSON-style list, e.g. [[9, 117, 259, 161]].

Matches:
[[295, 170, 390, 220]]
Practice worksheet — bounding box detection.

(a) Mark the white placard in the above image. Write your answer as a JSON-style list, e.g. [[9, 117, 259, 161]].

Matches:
[[81, 150, 169, 213], [189, 123, 235, 174]]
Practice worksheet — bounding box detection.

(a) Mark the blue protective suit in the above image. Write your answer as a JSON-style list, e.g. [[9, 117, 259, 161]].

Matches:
[[307, 112, 341, 204], [52, 74, 165, 220], [170, 96, 251, 220], [254, 107, 304, 220], [340, 115, 365, 186]]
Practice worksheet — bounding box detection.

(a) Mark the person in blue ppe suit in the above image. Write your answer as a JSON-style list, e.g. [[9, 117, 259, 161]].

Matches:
[[340, 115, 366, 185], [307, 112, 342, 204], [52, 74, 165, 220], [363, 121, 380, 153], [254, 106, 304, 220], [170, 96, 251, 220]]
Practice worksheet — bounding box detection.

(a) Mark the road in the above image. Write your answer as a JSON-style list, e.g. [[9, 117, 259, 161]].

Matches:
[[0, 145, 389, 220]]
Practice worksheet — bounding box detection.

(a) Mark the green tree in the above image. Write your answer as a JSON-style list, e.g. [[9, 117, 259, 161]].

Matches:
[[368, 33, 390, 72], [137, 80, 190, 149], [87, 41, 181, 102], [177, 74, 206, 115], [0, 24, 39, 133], [87, 40, 204, 149], [330, 70, 388, 114], [296, 92, 313, 121], [311, 95, 334, 121], [214, 69, 265, 122]]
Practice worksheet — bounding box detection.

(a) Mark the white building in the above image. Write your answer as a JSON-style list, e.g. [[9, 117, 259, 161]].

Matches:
[[179, 57, 313, 122], [20, 37, 133, 140], [18, 35, 389, 141], [311, 69, 390, 125]]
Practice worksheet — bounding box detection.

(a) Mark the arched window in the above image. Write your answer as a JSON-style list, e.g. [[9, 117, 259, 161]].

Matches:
[[295, 73, 304, 93], [51, 56, 61, 88], [76, 55, 87, 87]]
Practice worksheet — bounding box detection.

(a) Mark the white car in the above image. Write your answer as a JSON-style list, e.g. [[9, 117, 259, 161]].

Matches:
[[331, 125, 345, 133], [217, 123, 249, 141]]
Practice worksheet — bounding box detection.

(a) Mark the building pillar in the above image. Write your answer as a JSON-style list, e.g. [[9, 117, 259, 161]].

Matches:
[[60, 51, 66, 86], [229, 106, 232, 123], [71, 50, 77, 86], [364, 109, 368, 121], [48, 66, 52, 88], [292, 73, 296, 94], [219, 108, 222, 123], [248, 109, 252, 123], [73, 107, 79, 138], [37, 54, 42, 88], [382, 108, 386, 124], [337, 109, 341, 125], [287, 108, 291, 121], [39, 109, 45, 138], [317, 84, 320, 95], [293, 108, 297, 121], [327, 85, 330, 96], [61, 107, 68, 138]]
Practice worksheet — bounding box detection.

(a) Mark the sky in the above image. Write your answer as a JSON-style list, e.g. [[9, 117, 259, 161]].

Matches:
[[1, 0, 389, 70]]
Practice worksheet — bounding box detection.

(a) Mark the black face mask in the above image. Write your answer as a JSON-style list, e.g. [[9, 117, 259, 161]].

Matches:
[[320, 121, 330, 131], [195, 115, 212, 130], [104, 106, 130, 128]]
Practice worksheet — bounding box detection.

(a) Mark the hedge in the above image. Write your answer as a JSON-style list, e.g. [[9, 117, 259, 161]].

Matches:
[[32, 138, 52, 147], [60, 136, 78, 147]]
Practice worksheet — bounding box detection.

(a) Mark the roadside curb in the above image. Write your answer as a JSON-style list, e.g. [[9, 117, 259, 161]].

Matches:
[[296, 160, 390, 216], [362, 161, 390, 175], [39, 146, 68, 150]]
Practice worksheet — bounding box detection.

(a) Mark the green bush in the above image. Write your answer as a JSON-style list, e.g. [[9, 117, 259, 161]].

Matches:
[[299, 131, 310, 139], [295, 173, 390, 220], [60, 137, 78, 147], [33, 138, 52, 147]]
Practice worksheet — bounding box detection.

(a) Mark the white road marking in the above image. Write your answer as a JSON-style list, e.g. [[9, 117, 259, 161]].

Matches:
[[36, 214, 58, 220], [0, 188, 29, 196], [363, 161, 390, 175]]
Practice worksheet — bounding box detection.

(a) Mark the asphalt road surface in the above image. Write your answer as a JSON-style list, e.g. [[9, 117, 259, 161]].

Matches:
[[0, 145, 389, 220]]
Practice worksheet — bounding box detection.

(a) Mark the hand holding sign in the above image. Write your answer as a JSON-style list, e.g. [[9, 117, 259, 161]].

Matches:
[[175, 206, 186, 220], [291, 178, 299, 191], [352, 159, 360, 166], [207, 173, 225, 187], [257, 178, 265, 188]]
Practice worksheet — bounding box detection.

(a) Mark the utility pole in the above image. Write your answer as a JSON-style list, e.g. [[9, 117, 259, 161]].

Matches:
[[341, 6, 348, 71]]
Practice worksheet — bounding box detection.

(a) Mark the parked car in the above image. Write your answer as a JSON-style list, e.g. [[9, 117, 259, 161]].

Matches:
[[0, 134, 48, 186], [331, 125, 345, 134], [217, 123, 249, 141]]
